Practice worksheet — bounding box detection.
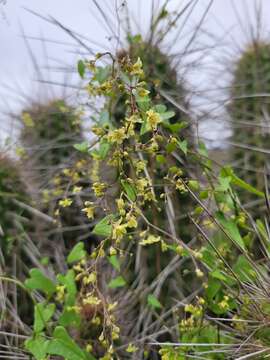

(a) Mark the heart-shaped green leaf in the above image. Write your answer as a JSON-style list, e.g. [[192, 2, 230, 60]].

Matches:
[[25, 268, 56, 297], [108, 276, 126, 289], [73, 141, 89, 153], [67, 242, 86, 264], [34, 302, 55, 333], [121, 180, 137, 201], [93, 215, 112, 237], [147, 294, 162, 309], [77, 60, 85, 79], [47, 326, 95, 360], [25, 335, 49, 360]]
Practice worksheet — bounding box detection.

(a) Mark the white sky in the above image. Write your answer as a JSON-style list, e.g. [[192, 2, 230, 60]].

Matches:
[[1, 0, 270, 147]]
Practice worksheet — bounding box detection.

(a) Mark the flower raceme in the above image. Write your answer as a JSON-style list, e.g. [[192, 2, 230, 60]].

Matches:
[[21, 51, 262, 360]]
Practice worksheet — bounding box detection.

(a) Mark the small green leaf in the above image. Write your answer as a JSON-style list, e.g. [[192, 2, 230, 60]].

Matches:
[[158, 6, 169, 19], [160, 111, 175, 120], [154, 104, 167, 113], [99, 110, 110, 125], [92, 141, 111, 160], [108, 255, 120, 271], [77, 60, 85, 78], [73, 141, 89, 153], [108, 276, 126, 289], [199, 190, 209, 199], [166, 141, 177, 153], [198, 141, 208, 157], [210, 270, 227, 282], [136, 95, 150, 112], [140, 118, 150, 135], [99, 141, 111, 159], [120, 71, 131, 86], [34, 303, 55, 333], [40, 256, 49, 266], [127, 33, 142, 44], [147, 294, 162, 309], [47, 326, 95, 360], [121, 180, 137, 201], [25, 268, 56, 297], [216, 176, 232, 192], [163, 120, 188, 134], [221, 166, 264, 197], [25, 335, 49, 360], [156, 154, 166, 164], [201, 245, 216, 268], [178, 139, 188, 155], [94, 66, 111, 84], [256, 219, 268, 243], [216, 212, 245, 250], [67, 242, 86, 264], [59, 308, 81, 328], [233, 255, 257, 281], [206, 278, 222, 302], [188, 180, 199, 191], [93, 215, 112, 237]]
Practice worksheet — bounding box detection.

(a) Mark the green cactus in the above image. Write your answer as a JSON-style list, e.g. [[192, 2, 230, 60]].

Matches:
[[20, 99, 83, 183], [19, 99, 96, 253], [229, 41, 270, 206], [0, 154, 35, 337], [0, 155, 30, 258]]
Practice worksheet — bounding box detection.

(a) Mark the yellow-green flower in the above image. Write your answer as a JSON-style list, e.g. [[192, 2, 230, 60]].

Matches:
[[195, 268, 204, 278], [135, 160, 146, 174], [136, 178, 149, 192], [100, 80, 113, 93], [92, 182, 107, 197], [59, 198, 73, 208], [86, 344, 93, 353], [131, 57, 144, 77], [116, 198, 125, 215], [82, 272, 97, 285], [140, 234, 161, 246], [184, 303, 202, 317], [91, 316, 101, 325], [109, 246, 117, 256], [53, 176, 61, 186], [92, 125, 106, 136], [175, 245, 184, 256], [83, 294, 101, 306], [175, 179, 188, 193], [22, 112, 34, 127], [56, 285, 66, 303], [126, 215, 137, 228], [146, 109, 161, 130], [112, 221, 127, 241], [73, 186, 82, 194], [137, 88, 149, 97], [15, 147, 26, 158], [107, 128, 126, 145], [126, 343, 138, 353], [219, 295, 230, 310], [62, 168, 72, 177], [111, 325, 120, 340], [82, 203, 95, 219], [108, 302, 118, 312]]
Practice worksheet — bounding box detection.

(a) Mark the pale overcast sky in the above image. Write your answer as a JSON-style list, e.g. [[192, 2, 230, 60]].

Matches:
[[1, 0, 270, 146]]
